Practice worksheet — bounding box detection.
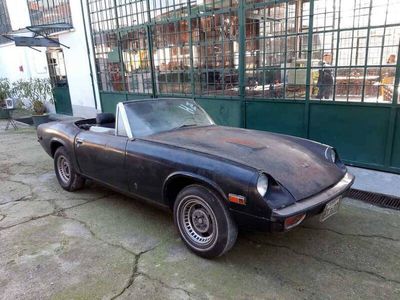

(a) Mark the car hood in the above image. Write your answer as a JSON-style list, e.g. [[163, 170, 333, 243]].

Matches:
[[146, 126, 346, 201]]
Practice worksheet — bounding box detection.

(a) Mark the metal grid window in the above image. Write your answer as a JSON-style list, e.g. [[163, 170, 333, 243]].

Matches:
[[309, 0, 400, 103], [149, 0, 188, 22], [27, 0, 73, 26], [153, 20, 192, 95], [0, 0, 11, 44], [88, 0, 400, 104], [193, 11, 240, 96], [121, 27, 153, 94], [95, 32, 123, 92], [116, 0, 149, 27], [245, 1, 310, 100]]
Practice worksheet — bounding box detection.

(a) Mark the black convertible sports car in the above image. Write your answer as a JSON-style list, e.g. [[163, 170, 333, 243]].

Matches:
[[37, 98, 354, 258]]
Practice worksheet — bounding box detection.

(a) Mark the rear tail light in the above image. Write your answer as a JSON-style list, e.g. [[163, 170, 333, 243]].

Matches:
[[284, 213, 306, 230]]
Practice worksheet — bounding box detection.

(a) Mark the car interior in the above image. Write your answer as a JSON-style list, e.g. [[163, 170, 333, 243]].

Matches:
[[75, 113, 116, 135]]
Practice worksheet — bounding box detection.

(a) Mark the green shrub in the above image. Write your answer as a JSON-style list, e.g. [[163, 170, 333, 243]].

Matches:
[[0, 78, 11, 105], [12, 78, 54, 115]]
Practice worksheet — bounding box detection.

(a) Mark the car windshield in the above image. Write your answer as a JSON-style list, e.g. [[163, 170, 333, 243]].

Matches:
[[124, 99, 215, 137]]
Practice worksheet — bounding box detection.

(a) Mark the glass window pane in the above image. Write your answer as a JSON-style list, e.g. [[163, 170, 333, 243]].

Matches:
[[193, 12, 239, 96], [121, 28, 153, 94], [339, 0, 370, 29], [149, 0, 189, 22], [27, 0, 72, 27], [369, 67, 396, 103], [386, 0, 400, 25], [383, 26, 400, 66], [87, 0, 400, 104], [153, 21, 191, 95], [93, 32, 124, 92], [245, 1, 309, 100], [116, 0, 148, 26], [335, 68, 365, 102]]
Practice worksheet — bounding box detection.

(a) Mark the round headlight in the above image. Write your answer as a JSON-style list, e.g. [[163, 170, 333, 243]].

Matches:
[[257, 173, 269, 197], [325, 148, 336, 163]]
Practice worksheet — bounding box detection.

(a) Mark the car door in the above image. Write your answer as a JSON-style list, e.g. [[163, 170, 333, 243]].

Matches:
[[75, 131, 128, 191], [125, 139, 172, 203]]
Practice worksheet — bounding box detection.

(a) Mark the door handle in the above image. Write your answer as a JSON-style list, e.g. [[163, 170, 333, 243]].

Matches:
[[76, 138, 84, 147]]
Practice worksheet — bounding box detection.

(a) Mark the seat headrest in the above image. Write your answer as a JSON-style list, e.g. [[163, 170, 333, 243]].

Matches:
[[96, 112, 115, 125]]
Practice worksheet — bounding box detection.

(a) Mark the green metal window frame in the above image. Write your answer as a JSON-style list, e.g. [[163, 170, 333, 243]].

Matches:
[[88, 0, 400, 105], [87, 0, 400, 174], [27, 0, 73, 28]]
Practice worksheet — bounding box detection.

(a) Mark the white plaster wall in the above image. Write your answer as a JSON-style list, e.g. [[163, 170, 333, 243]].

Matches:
[[0, 0, 101, 118], [0, 44, 48, 81], [57, 0, 101, 117], [0, 0, 49, 81], [6, 0, 30, 30], [0, 0, 53, 112]]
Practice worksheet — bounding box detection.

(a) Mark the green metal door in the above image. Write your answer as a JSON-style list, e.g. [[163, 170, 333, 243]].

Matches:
[[46, 49, 73, 115], [53, 86, 72, 115]]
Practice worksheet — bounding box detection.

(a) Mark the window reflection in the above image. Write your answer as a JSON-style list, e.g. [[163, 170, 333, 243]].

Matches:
[[309, 0, 400, 103], [27, 0, 72, 27], [93, 32, 123, 92], [88, 0, 400, 104], [117, 0, 149, 26], [245, 1, 309, 99], [193, 12, 239, 96], [121, 29, 153, 94], [153, 21, 191, 95]]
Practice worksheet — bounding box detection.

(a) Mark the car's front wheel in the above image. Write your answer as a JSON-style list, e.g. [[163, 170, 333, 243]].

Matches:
[[174, 185, 238, 258], [54, 146, 85, 191]]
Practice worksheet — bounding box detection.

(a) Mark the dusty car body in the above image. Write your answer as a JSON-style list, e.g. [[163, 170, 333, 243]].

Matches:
[[37, 98, 354, 258]]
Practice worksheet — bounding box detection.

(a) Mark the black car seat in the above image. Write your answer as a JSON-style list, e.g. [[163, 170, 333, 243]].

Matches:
[[96, 112, 115, 128]]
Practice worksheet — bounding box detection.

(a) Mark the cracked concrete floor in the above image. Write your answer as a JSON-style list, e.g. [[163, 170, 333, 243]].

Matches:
[[1, 121, 400, 300]]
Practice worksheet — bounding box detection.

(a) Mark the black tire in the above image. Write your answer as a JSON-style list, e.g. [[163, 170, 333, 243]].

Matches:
[[173, 184, 238, 258], [54, 146, 85, 192]]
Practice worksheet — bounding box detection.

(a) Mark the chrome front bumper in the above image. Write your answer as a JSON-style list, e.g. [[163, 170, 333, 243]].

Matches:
[[271, 172, 355, 219]]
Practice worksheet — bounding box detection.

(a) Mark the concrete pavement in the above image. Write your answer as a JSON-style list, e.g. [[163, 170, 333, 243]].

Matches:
[[1, 121, 400, 299], [348, 166, 400, 197]]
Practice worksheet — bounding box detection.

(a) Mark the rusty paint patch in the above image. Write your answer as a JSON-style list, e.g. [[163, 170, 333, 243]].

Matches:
[[224, 137, 267, 150]]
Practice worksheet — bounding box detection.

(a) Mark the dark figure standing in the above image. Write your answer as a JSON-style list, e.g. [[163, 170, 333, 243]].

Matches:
[[317, 61, 334, 99]]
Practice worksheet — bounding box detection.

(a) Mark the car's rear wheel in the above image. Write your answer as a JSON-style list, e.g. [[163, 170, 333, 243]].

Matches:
[[54, 146, 85, 191], [174, 185, 238, 258]]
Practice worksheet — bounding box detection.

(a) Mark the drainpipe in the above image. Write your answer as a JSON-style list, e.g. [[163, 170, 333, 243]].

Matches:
[[80, 0, 98, 110]]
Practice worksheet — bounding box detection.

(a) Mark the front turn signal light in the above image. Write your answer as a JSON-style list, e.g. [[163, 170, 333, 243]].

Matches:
[[228, 193, 246, 205], [284, 213, 306, 230]]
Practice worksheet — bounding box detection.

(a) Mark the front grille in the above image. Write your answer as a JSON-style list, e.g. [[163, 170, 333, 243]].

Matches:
[[347, 189, 400, 210]]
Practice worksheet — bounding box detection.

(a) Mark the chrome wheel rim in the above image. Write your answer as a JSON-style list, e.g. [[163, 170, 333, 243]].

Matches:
[[57, 155, 71, 184], [177, 196, 218, 249]]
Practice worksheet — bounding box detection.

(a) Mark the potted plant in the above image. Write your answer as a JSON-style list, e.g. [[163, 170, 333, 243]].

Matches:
[[13, 78, 54, 127], [0, 78, 11, 119]]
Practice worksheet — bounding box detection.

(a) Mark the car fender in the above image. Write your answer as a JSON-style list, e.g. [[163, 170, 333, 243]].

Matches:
[[50, 137, 67, 156], [162, 171, 228, 206]]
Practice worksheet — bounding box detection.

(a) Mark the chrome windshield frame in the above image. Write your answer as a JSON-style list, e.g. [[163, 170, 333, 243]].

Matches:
[[116, 102, 134, 140]]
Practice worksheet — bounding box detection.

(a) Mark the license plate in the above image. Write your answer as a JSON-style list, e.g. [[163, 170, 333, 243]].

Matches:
[[320, 197, 341, 222]]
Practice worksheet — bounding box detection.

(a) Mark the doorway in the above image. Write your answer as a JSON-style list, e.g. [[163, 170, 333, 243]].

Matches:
[[46, 48, 73, 115]]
